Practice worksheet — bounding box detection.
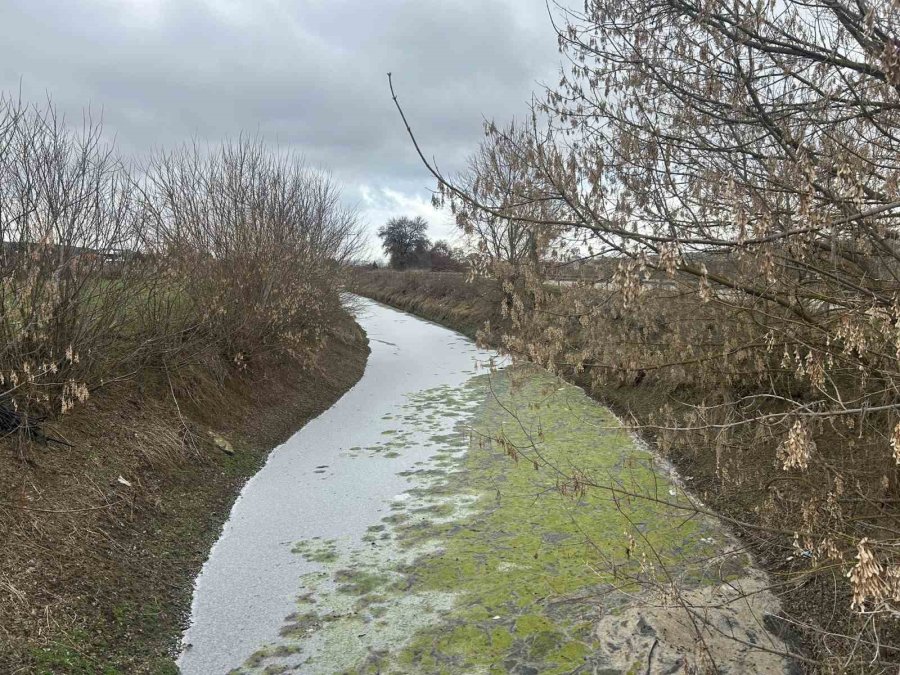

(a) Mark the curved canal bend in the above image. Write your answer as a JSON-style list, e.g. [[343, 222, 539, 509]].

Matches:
[[179, 297, 794, 674]]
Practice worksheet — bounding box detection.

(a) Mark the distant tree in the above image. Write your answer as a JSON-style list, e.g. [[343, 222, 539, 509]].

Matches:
[[377, 216, 431, 269], [429, 240, 466, 272]]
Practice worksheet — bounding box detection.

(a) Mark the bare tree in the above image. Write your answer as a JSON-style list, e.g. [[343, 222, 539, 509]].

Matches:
[[390, 0, 900, 665], [454, 122, 556, 270]]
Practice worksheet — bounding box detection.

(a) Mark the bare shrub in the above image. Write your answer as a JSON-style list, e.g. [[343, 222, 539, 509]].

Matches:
[[140, 139, 362, 367], [0, 99, 361, 444], [0, 96, 151, 424]]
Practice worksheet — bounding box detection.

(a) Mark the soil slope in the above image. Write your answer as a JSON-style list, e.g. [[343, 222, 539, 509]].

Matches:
[[0, 308, 369, 674]]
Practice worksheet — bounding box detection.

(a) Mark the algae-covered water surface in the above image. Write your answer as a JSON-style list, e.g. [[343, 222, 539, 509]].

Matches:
[[183, 299, 790, 675], [231, 364, 779, 674]]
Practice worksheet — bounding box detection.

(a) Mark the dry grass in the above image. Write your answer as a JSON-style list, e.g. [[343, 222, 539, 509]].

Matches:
[[350, 269, 504, 339]]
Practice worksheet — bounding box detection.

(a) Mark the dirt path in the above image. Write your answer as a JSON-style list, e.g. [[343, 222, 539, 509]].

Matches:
[[180, 298, 797, 674]]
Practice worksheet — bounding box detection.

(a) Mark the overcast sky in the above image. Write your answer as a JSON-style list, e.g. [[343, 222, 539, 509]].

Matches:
[[0, 0, 563, 257]]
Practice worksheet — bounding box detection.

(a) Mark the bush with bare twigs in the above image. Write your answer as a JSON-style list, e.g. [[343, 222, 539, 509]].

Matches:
[[0, 96, 362, 451]]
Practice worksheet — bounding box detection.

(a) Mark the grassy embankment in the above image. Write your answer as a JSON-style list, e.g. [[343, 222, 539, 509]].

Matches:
[[0, 309, 369, 674], [349, 270, 502, 340]]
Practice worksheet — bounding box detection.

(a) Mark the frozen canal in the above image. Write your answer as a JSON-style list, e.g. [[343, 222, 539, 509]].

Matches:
[[180, 297, 794, 674], [179, 298, 498, 673]]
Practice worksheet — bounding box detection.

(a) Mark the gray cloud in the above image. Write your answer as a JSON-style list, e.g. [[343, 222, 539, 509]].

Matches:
[[0, 0, 562, 254]]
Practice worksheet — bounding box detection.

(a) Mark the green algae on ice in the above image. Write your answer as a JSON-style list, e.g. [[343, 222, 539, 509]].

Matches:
[[291, 539, 339, 564], [242, 366, 754, 674]]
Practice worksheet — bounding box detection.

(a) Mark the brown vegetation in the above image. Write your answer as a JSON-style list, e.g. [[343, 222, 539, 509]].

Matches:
[[0, 94, 369, 671], [0, 97, 361, 446], [0, 310, 368, 673], [352, 267, 898, 670], [351, 269, 502, 339], [385, 0, 900, 668]]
